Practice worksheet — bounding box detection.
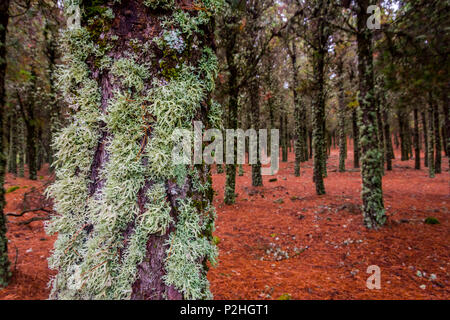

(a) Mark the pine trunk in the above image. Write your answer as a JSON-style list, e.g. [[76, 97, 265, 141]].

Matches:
[[382, 107, 393, 171], [421, 111, 428, 167], [434, 102, 441, 173], [8, 114, 17, 175], [311, 1, 327, 195], [224, 16, 239, 205], [356, 0, 386, 228], [352, 108, 360, 168], [47, 0, 219, 300], [427, 94, 435, 178], [0, 0, 10, 288], [249, 78, 262, 186], [413, 108, 421, 170], [443, 88, 450, 168]]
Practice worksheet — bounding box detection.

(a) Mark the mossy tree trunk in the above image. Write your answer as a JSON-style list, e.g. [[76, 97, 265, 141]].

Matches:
[[17, 117, 25, 177], [352, 107, 360, 168], [398, 109, 409, 161], [310, 0, 329, 195], [413, 108, 421, 170], [8, 113, 17, 175], [290, 44, 304, 176], [427, 93, 435, 178], [0, 0, 10, 288], [16, 78, 38, 180], [421, 111, 428, 167], [47, 0, 219, 300], [375, 102, 385, 175], [249, 77, 262, 186], [443, 88, 450, 169], [356, 0, 386, 228], [382, 107, 393, 171], [224, 15, 239, 205], [337, 61, 346, 173], [434, 102, 441, 174]]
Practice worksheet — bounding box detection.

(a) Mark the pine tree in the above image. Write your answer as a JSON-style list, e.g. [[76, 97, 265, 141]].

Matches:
[[413, 108, 421, 170], [427, 93, 435, 178], [0, 0, 11, 288], [356, 0, 386, 228], [47, 0, 221, 300]]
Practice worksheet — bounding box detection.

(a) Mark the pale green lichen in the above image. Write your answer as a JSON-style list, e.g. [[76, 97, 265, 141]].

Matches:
[[47, 0, 221, 300], [163, 199, 217, 300]]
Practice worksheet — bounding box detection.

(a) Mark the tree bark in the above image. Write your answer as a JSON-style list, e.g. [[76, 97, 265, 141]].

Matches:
[[352, 108, 360, 168], [421, 111, 428, 167], [443, 88, 450, 169], [434, 102, 441, 173], [427, 93, 435, 178], [356, 0, 386, 228], [382, 107, 393, 171], [224, 17, 239, 205], [7, 114, 17, 175], [249, 77, 262, 186], [310, 0, 328, 195], [0, 0, 10, 288], [413, 108, 420, 170], [48, 0, 219, 300]]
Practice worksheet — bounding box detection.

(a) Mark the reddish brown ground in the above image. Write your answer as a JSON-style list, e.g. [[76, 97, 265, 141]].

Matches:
[[0, 147, 449, 300]]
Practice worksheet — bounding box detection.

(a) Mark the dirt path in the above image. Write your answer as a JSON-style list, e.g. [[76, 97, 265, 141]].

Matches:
[[1, 148, 449, 300]]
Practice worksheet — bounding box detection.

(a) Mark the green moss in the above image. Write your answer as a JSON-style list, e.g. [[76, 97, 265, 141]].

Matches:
[[424, 217, 440, 225], [5, 186, 20, 193], [277, 293, 292, 300]]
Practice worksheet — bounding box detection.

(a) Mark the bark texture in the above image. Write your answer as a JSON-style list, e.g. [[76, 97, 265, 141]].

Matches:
[[356, 0, 386, 228]]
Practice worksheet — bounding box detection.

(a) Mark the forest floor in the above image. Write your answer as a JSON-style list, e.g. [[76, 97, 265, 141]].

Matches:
[[0, 146, 449, 300]]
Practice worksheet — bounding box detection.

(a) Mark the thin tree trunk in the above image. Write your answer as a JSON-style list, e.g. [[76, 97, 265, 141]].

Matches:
[[413, 108, 420, 170], [8, 114, 17, 175], [250, 78, 262, 186], [434, 102, 441, 173], [427, 93, 435, 178], [442, 88, 449, 169], [17, 117, 25, 177], [421, 111, 428, 167], [338, 98, 346, 172], [224, 18, 239, 205], [352, 108, 360, 168], [382, 107, 393, 171]]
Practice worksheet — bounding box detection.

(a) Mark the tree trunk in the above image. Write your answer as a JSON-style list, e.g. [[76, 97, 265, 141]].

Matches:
[[382, 107, 393, 171], [413, 108, 420, 170], [8, 114, 17, 175], [17, 118, 25, 177], [25, 119, 37, 180], [308, 129, 313, 159], [427, 93, 435, 178], [356, 0, 386, 228], [47, 0, 219, 300], [0, 0, 10, 288], [352, 108, 360, 168], [376, 103, 385, 175], [338, 97, 346, 173], [224, 16, 239, 205], [249, 78, 262, 186], [398, 109, 408, 161], [421, 111, 428, 167], [442, 88, 450, 169], [311, 1, 328, 195], [434, 102, 441, 173]]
